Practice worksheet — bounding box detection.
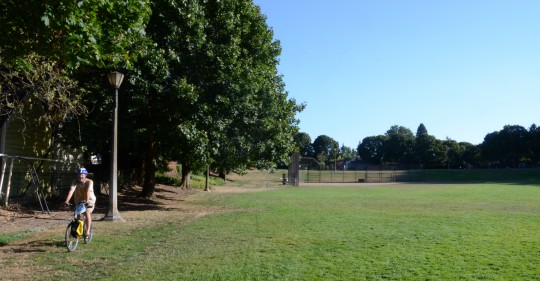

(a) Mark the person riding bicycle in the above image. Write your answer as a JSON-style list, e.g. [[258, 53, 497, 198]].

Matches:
[[64, 167, 96, 238]]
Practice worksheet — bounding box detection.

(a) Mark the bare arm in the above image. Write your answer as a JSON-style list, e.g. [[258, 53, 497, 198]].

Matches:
[[85, 180, 94, 202], [64, 185, 76, 204]]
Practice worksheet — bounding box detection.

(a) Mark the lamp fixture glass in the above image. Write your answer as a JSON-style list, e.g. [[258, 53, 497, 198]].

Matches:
[[107, 71, 124, 89]]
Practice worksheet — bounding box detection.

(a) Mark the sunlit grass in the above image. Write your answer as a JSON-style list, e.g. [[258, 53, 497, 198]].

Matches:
[[0, 228, 40, 246], [25, 181, 540, 280]]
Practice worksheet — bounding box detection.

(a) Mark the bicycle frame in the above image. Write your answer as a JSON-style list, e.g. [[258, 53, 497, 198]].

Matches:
[[65, 202, 93, 252]]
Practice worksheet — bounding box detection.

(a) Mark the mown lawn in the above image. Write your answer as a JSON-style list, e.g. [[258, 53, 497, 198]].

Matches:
[[8, 182, 540, 280]]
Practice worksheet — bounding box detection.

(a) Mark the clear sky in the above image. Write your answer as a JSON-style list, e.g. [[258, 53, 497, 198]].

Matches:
[[252, 0, 540, 148]]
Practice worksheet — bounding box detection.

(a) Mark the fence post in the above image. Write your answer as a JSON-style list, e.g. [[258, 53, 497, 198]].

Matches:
[[0, 157, 7, 206], [3, 157, 14, 207], [365, 167, 368, 183]]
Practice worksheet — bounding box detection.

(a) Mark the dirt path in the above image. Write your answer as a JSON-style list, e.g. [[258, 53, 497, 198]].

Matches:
[[0, 169, 283, 239], [0, 184, 197, 235]]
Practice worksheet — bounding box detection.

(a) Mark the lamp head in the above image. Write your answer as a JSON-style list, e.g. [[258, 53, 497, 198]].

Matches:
[[107, 71, 124, 89]]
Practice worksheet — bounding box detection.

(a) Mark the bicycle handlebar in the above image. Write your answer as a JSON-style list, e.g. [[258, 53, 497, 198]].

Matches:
[[63, 202, 89, 208]]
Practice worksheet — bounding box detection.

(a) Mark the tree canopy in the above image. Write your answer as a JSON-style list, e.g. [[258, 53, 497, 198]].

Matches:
[[0, 0, 151, 70], [311, 135, 339, 169], [294, 132, 313, 157], [0, 0, 152, 157], [1, 0, 304, 198], [124, 0, 303, 195]]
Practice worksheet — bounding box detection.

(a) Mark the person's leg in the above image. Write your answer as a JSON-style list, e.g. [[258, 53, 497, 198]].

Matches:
[[85, 199, 96, 236], [85, 208, 93, 236]]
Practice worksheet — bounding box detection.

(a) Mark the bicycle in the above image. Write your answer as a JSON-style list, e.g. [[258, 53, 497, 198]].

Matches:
[[65, 202, 93, 252]]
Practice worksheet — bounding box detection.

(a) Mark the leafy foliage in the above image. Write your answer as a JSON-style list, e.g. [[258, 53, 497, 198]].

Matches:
[[311, 135, 339, 168], [114, 0, 303, 195], [382, 125, 415, 164], [481, 125, 531, 167], [294, 132, 313, 157], [355, 123, 538, 168], [358, 135, 386, 164], [0, 54, 86, 144], [414, 132, 446, 168], [0, 0, 151, 70]]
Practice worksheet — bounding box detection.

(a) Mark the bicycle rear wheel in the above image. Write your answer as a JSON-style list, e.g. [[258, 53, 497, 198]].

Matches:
[[65, 222, 79, 252]]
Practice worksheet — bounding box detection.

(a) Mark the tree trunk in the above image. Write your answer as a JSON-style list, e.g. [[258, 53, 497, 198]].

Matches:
[[180, 160, 191, 189], [219, 169, 227, 182], [140, 140, 156, 198], [204, 166, 210, 191]]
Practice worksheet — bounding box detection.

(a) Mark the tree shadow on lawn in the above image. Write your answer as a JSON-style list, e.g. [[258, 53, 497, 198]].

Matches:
[[1, 239, 63, 253], [0, 183, 194, 242], [98, 184, 192, 213]]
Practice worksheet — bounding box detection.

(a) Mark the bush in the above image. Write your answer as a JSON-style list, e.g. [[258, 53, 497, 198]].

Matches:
[[155, 172, 182, 186], [155, 172, 225, 190], [190, 174, 225, 189]]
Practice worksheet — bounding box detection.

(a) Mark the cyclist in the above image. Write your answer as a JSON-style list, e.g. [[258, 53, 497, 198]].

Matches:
[[64, 167, 96, 238]]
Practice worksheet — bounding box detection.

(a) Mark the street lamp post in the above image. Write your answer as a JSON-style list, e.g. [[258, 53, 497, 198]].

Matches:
[[104, 71, 125, 222]]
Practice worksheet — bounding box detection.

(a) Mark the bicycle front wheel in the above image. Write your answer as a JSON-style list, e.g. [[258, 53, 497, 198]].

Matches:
[[65, 222, 79, 252]]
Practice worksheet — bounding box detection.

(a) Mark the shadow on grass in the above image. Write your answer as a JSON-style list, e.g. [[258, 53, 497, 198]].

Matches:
[[0, 239, 61, 253], [94, 185, 191, 214]]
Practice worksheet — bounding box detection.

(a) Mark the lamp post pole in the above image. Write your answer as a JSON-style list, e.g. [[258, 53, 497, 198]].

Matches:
[[104, 71, 125, 222]]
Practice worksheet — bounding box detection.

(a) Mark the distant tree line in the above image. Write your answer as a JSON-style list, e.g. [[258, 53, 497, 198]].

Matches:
[[295, 123, 540, 169]]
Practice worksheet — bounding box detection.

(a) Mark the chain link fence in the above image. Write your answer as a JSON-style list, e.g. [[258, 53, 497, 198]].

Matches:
[[301, 169, 426, 183]]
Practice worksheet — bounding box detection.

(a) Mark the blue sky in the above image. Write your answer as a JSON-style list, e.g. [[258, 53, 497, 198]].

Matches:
[[253, 0, 540, 148]]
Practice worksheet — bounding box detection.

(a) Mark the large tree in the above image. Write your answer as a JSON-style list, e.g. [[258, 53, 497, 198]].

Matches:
[[340, 145, 357, 160], [124, 0, 302, 196], [416, 123, 428, 136], [358, 135, 386, 164], [528, 124, 540, 164], [382, 125, 415, 164], [414, 124, 445, 168], [294, 132, 312, 157], [459, 142, 481, 168], [481, 125, 530, 167], [199, 0, 303, 179], [312, 135, 339, 169]]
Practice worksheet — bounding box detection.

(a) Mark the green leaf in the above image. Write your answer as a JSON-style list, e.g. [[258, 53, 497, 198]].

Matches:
[[41, 15, 50, 26]]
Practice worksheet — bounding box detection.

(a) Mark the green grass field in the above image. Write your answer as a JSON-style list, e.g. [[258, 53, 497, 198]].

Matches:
[[153, 183, 540, 280], [3, 171, 540, 280]]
